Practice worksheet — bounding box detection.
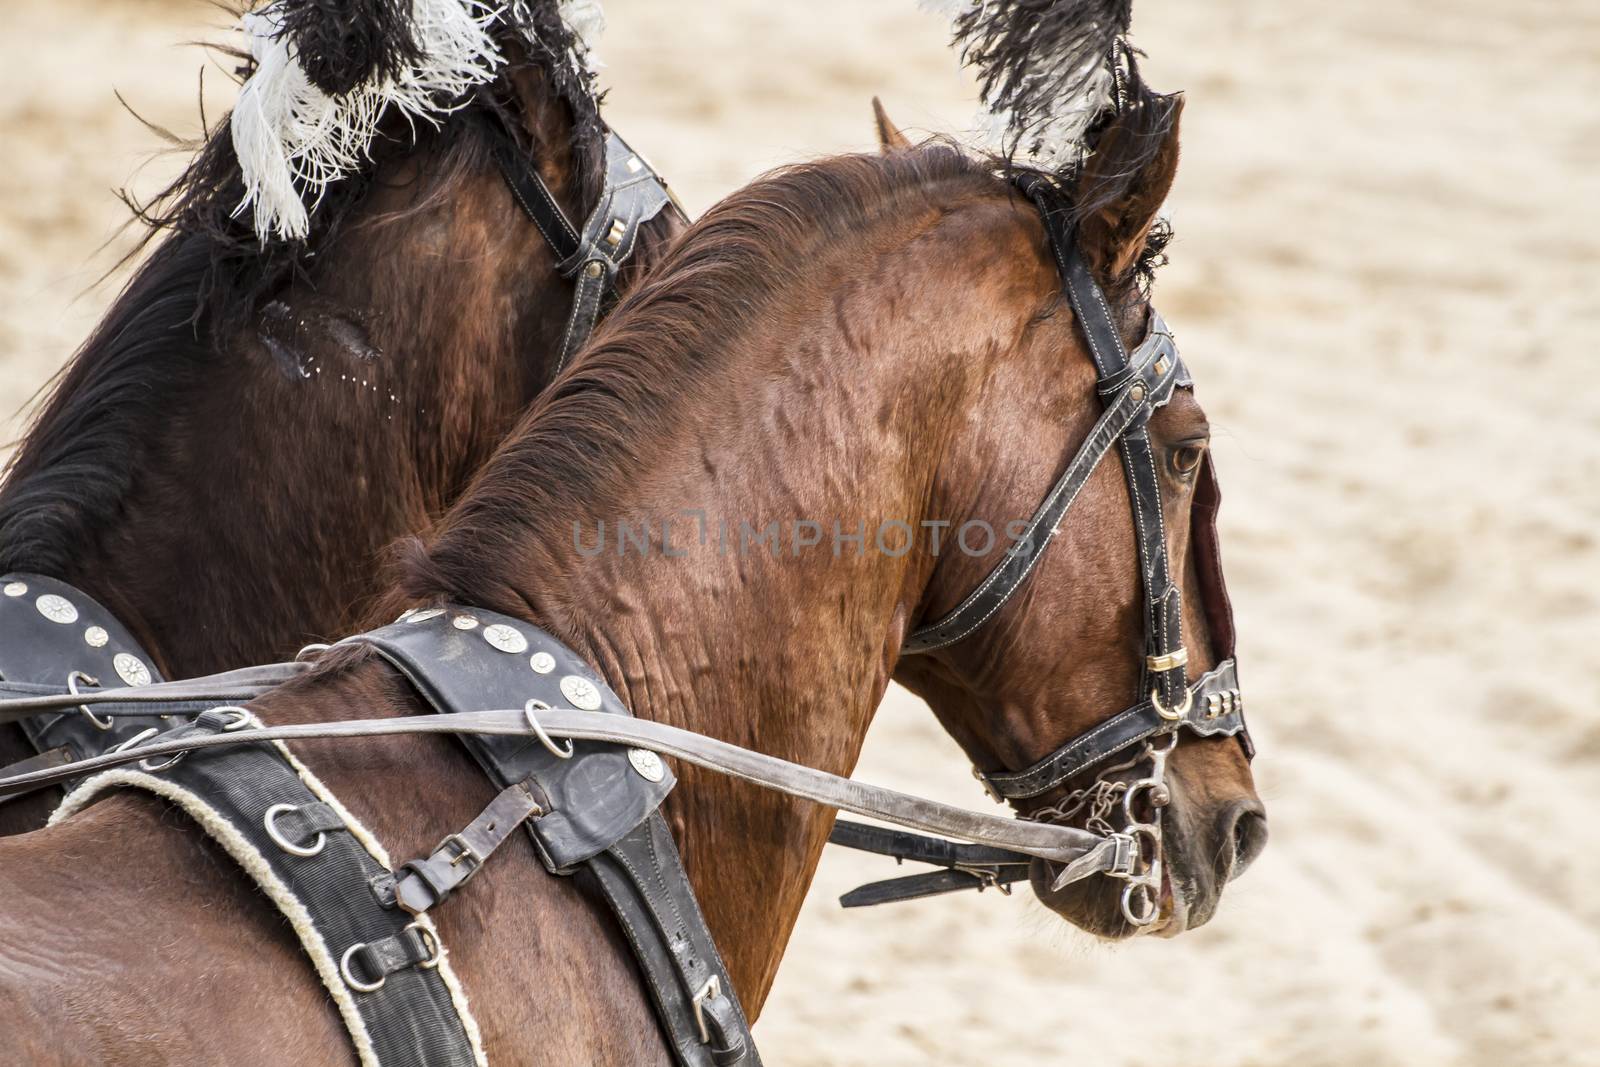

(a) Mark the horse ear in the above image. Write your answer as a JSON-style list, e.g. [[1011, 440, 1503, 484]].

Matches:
[[1073, 91, 1183, 285], [872, 97, 912, 154]]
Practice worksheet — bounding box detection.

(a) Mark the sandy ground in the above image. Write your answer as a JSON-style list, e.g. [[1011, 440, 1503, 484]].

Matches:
[[3, 1, 1599, 1064]]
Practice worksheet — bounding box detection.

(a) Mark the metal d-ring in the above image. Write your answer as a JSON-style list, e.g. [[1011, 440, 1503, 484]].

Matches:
[[296, 643, 331, 662], [524, 699, 574, 759], [340, 943, 386, 993], [1150, 684, 1193, 722], [264, 803, 327, 857], [1121, 880, 1159, 926], [67, 671, 113, 731], [405, 922, 442, 969]]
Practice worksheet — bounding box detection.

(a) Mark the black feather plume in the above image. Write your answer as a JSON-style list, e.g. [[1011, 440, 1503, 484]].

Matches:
[[270, 0, 424, 97], [943, 0, 1133, 167]]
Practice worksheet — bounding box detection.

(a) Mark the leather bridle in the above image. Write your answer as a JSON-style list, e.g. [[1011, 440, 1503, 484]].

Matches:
[[491, 120, 685, 373], [898, 170, 1254, 924]]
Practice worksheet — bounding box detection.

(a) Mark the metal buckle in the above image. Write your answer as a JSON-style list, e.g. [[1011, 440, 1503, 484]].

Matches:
[[1150, 685, 1193, 722], [436, 833, 482, 884], [691, 974, 722, 1044]]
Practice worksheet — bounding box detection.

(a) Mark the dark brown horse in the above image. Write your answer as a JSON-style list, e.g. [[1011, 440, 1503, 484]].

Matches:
[[0, 90, 1262, 1063], [0, 7, 682, 832]]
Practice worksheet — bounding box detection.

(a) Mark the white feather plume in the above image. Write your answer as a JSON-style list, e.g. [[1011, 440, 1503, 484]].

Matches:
[[231, 0, 504, 242]]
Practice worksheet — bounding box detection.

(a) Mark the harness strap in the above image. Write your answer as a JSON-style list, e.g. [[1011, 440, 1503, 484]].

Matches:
[[497, 127, 680, 374], [393, 780, 544, 914], [0, 661, 311, 723], [978, 659, 1247, 800], [827, 819, 1033, 908], [51, 706, 484, 1067], [838, 864, 1032, 908], [589, 814, 757, 1066], [901, 321, 1183, 654]]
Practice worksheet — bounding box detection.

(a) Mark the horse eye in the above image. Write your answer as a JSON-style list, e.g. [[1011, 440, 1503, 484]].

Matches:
[[1171, 443, 1206, 476]]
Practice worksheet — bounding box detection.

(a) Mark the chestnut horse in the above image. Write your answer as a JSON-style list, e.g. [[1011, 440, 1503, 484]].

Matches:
[[0, 91, 1263, 1063], [0, 7, 682, 831]]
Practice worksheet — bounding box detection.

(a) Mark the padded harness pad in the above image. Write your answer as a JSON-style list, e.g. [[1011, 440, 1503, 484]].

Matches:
[[346, 606, 676, 872]]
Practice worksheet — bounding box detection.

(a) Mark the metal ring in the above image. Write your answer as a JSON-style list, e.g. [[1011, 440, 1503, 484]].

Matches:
[[109, 727, 159, 754], [524, 700, 574, 759], [296, 643, 331, 662], [405, 922, 442, 969], [67, 671, 113, 731], [263, 803, 327, 857], [139, 750, 188, 772], [1150, 685, 1193, 722], [208, 706, 253, 731], [340, 943, 386, 993], [1121, 881, 1159, 927]]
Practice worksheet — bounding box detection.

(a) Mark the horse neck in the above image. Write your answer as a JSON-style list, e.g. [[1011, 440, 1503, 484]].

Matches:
[[1, 130, 574, 680], [465, 200, 1019, 1006]]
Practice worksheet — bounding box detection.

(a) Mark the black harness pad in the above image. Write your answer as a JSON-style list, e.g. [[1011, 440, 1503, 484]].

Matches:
[[0, 573, 172, 773], [347, 607, 675, 871]]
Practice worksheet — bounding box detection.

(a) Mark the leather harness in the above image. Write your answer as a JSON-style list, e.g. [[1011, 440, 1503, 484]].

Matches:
[[0, 168, 1255, 1061]]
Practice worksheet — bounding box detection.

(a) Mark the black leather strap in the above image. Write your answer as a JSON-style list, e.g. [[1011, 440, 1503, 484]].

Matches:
[[496, 126, 680, 374], [838, 865, 1031, 908], [827, 819, 1032, 908], [393, 779, 544, 914], [901, 321, 1184, 654], [979, 659, 1247, 801], [588, 813, 758, 1067], [552, 130, 678, 372]]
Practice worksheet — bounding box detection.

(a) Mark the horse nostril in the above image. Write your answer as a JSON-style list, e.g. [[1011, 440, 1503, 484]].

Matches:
[[1228, 806, 1268, 878]]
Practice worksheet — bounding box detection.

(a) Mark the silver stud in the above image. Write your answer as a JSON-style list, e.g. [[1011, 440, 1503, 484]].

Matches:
[[113, 653, 151, 687], [1129, 382, 1147, 404], [3, 581, 26, 597], [408, 608, 445, 624], [628, 748, 665, 783], [560, 675, 603, 711], [529, 652, 556, 674], [36, 594, 78, 624], [483, 624, 528, 654], [84, 626, 109, 648], [452, 615, 479, 631]]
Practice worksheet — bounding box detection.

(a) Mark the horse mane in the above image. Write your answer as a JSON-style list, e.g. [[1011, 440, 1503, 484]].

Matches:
[[0, 3, 605, 579], [399, 142, 1003, 608]]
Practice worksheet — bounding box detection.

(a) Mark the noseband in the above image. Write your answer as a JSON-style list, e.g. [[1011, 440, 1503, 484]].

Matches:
[[899, 170, 1254, 925]]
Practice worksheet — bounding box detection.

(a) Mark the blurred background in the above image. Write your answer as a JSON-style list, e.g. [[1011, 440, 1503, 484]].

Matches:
[[2, 1, 1597, 1064]]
